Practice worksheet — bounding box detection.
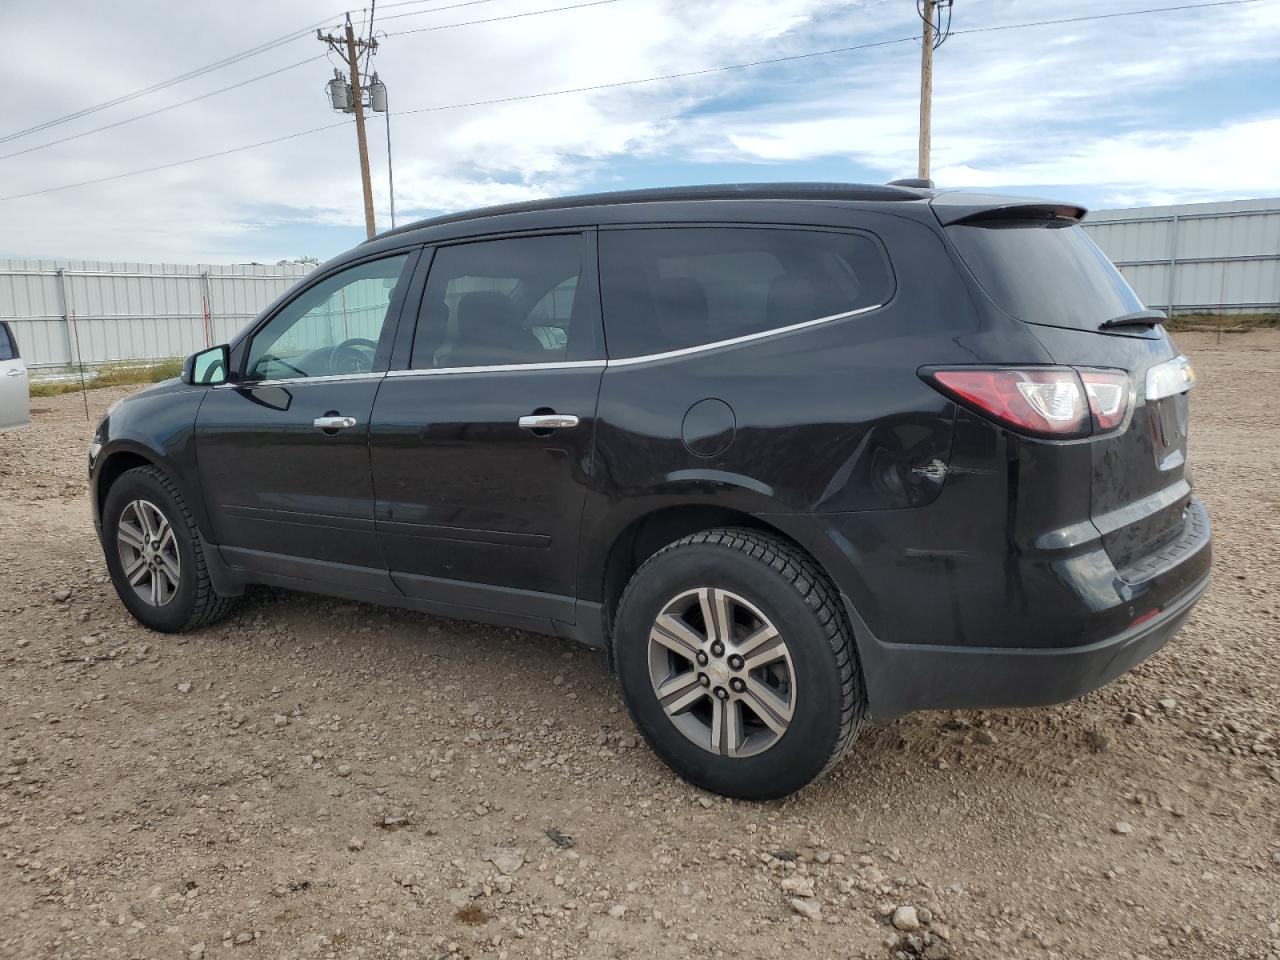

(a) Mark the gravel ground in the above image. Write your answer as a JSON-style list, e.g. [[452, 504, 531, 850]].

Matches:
[[1, 330, 1278, 960]]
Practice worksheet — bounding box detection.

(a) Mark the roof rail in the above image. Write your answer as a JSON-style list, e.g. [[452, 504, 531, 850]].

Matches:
[[373, 181, 930, 242]]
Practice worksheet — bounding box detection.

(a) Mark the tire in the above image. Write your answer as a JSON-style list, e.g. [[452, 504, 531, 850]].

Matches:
[[613, 527, 865, 800], [102, 465, 235, 633]]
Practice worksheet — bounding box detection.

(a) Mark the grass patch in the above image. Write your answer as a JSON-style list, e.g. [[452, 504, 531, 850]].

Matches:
[[30, 359, 184, 397], [1164, 312, 1279, 333]]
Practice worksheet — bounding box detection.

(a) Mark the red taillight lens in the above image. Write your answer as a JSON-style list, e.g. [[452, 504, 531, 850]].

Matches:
[[923, 367, 1133, 439], [1079, 370, 1130, 431], [928, 368, 1089, 437]]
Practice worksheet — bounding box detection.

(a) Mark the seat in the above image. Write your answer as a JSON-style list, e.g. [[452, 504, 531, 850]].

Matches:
[[447, 291, 545, 367]]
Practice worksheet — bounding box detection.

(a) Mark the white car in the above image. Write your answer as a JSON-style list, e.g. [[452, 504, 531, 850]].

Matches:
[[0, 321, 30, 432]]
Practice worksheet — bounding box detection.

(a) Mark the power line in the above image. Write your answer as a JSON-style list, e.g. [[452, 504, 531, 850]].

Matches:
[[0, 0, 1271, 203], [1, 0, 626, 158], [948, 0, 1266, 36], [0, 0, 499, 144], [0, 17, 339, 145], [374, 0, 1276, 119], [395, 35, 918, 117], [374, 0, 531, 24], [0, 121, 353, 202], [383, 0, 626, 36], [0, 33, 912, 202], [0, 56, 328, 162]]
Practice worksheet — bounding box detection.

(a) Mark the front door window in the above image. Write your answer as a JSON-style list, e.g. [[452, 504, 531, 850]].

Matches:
[[246, 254, 410, 381]]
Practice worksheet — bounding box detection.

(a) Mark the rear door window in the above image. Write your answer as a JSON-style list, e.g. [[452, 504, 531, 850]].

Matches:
[[946, 220, 1144, 331], [599, 227, 893, 359], [410, 233, 595, 369], [0, 322, 16, 361]]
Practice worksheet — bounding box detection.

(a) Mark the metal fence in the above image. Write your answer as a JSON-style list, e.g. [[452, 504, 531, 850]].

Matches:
[[4, 198, 1277, 371], [0, 259, 314, 371], [1083, 197, 1280, 315]]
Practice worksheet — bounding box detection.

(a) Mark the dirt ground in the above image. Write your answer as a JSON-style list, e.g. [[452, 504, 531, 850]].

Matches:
[[1, 331, 1278, 960]]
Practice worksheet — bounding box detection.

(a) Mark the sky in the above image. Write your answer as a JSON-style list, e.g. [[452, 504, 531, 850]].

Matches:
[[2, 0, 1278, 264]]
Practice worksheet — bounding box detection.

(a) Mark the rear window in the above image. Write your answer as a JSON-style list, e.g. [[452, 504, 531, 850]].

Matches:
[[600, 227, 893, 359], [947, 220, 1144, 331]]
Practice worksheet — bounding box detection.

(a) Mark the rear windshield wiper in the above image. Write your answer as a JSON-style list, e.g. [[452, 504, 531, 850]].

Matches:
[[1098, 309, 1167, 331]]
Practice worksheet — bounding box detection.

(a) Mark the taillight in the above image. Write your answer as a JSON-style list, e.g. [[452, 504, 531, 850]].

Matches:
[[922, 367, 1131, 439], [1079, 370, 1131, 431]]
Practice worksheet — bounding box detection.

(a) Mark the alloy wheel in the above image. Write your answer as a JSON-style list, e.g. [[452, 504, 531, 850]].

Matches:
[[116, 499, 181, 607], [646, 587, 796, 758]]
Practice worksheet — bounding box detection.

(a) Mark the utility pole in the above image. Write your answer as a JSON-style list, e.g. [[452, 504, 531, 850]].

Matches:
[[918, 0, 934, 181], [319, 17, 378, 239], [916, 1, 954, 181]]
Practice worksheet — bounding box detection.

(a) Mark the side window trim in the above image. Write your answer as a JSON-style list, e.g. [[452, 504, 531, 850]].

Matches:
[[234, 246, 422, 382], [597, 222, 896, 363], [604, 302, 885, 367], [393, 228, 603, 373], [386, 246, 435, 372]]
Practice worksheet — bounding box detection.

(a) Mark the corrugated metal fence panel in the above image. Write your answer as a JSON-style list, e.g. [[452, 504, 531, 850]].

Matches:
[[1084, 197, 1280, 313], [1086, 217, 1176, 265], [0, 260, 68, 364], [0, 259, 313, 368]]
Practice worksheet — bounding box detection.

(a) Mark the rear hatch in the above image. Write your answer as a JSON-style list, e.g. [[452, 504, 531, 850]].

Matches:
[[942, 206, 1195, 573]]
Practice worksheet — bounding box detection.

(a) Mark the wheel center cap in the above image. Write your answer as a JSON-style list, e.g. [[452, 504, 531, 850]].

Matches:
[[707, 660, 730, 686]]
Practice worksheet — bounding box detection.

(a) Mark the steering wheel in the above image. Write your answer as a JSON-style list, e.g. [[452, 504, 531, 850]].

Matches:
[[329, 338, 378, 375]]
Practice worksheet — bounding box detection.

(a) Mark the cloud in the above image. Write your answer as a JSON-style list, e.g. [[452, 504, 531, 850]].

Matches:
[[0, 0, 1276, 262]]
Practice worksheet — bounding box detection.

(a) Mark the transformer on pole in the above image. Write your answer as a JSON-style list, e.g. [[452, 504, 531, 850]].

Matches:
[[317, 17, 381, 238]]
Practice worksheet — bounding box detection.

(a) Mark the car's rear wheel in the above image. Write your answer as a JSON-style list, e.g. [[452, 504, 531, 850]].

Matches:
[[102, 465, 234, 632], [613, 528, 865, 799]]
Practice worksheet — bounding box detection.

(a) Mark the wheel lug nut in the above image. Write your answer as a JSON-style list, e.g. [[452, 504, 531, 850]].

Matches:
[[697, 673, 710, 688], [727, 654, 744, 671], [695, 651, 709, 666], [714, 686, 729, 700], [730, 677, 746, 693], [710, 641, 724, 657]]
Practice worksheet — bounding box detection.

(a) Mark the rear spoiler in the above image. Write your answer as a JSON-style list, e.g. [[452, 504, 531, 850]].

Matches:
[[930, 193, 1087, 226]]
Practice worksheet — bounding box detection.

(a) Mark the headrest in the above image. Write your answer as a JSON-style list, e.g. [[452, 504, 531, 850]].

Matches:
[[456, 291, 520, 333]]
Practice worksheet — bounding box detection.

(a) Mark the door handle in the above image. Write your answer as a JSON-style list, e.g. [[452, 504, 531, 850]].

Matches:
[[313, 415, 358, 431], [518, 414, 579, 430], [5, 368, 22, 377]]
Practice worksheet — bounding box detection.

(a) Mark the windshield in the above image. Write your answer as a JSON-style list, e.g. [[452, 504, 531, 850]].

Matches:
[[947, 220, 1144, 332]]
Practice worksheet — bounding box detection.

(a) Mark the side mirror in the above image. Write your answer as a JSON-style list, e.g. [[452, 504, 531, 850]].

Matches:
[[183, 344, 230, 386]]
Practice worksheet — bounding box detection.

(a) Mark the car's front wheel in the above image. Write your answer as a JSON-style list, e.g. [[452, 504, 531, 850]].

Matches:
[[613, 528, 865, 800], [102, 465, 234, 632]]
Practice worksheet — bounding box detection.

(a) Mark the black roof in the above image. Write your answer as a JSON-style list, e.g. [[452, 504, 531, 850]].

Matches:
[[373, 181, 934, 243]]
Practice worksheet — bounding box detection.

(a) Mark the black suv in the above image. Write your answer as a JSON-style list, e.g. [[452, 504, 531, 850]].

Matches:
[[90, 182, 1211, 799]]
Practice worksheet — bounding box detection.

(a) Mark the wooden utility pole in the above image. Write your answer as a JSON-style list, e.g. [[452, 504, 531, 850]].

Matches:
[[344, 21, 376, 239], [918, 0, 934, 181], [319, 18, 378, 239]]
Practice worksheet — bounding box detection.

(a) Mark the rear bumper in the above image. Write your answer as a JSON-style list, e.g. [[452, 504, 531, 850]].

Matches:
[[848, 568, 1210, 721]]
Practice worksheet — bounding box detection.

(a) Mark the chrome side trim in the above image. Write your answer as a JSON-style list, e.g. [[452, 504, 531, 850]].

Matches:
[[605, 303, 884, 367], [217, 371, 385, 389], [385, 360, 606, 378], [381, 304, 883, 378]]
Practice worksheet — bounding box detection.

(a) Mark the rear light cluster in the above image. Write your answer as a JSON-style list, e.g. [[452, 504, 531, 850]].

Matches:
[[923, 367, 1132, 439]]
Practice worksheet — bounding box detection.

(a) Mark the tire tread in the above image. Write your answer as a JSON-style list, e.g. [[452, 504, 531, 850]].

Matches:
[[617, 526, 865, 784], [119, 465, 234, 631]]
